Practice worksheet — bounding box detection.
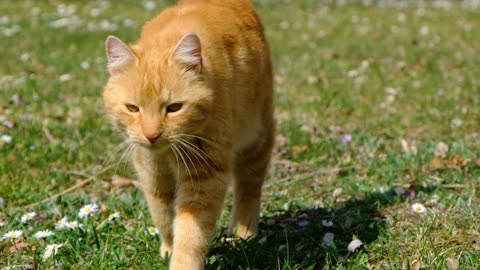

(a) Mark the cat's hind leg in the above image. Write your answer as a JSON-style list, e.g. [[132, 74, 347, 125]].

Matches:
[[231, 130, 273, 238]]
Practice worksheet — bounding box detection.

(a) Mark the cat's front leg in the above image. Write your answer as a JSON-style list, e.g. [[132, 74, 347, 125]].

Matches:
[[134, 152, 176, 257], [143, 190, 175, 256], [169, 174, 228, 270]]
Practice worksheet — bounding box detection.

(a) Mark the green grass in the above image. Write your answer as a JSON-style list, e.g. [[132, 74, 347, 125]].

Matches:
[[1, 0, 479, 269]]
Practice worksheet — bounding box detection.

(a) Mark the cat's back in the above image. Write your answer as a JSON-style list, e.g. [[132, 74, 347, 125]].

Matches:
[[139, 0, 267, 57], [144, 0, 261, 32]]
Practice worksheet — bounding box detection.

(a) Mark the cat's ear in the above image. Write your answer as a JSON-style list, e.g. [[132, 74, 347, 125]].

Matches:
[[170, 33, 202, 73], [105, 36, 138, 75]]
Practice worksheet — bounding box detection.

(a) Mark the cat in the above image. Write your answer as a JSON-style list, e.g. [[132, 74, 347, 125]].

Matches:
[[102, 0, 273, 269]]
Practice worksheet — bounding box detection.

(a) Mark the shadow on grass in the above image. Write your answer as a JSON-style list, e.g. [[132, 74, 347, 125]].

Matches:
[[207, 187, 422, 269]]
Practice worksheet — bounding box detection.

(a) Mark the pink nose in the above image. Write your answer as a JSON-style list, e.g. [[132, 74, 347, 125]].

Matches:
[[145, 132, 162, 144]]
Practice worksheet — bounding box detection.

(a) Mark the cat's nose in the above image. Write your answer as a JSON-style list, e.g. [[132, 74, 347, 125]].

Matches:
[[145, 132, 162, 144]]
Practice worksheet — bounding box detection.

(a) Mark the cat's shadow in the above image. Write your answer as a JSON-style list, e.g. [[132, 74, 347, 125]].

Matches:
[[207, 187, 426, 269]]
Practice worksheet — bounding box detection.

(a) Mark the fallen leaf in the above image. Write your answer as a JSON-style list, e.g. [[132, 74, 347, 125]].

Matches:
[[472, 241, 480, 251], [430, 158, 444, 169], [474, 159, 480, 167], [400, 139, 417, 155], [9, 237, 28, 254], [291, 145, 308, 159], [411, 259, 421, 270], [332, 188, 343, 200], [429, 155, 471, 170], [446, 257, 459, 270], [448, 154, 471, 167]]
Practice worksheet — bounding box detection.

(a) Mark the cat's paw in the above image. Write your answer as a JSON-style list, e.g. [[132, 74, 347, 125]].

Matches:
[[160, 244, 172, 258], [229, 224, 256, 240]]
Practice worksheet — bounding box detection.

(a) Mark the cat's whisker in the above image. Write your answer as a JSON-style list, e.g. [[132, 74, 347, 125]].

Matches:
[[103, 140, 130, 168], [114, 142, 135, 176], [174, 142, 200, 193], [171, 143, 195, 191], [121, 143, 137, 175], [176, 133, 217, 147], [169, 145, 181, 180], [174, 138, 215, 175], [176, 137, 217, 164], [175, 139, 208, 175]]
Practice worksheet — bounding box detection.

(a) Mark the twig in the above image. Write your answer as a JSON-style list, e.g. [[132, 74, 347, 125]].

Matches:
[[16, 165, 115, 210], [441, 184, 473, 189], [42, 125, 58, 144], [264, 166, 356, 188]]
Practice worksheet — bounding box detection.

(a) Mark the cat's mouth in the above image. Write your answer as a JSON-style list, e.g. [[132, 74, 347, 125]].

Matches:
[[137, 138, 171, 152]]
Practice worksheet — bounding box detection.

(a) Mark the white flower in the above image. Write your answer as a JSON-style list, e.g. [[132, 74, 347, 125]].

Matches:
[[0, 134, 12, 144], [78, 203, 98, 218], [108, 212, 121, 221], [65, 220, 82, 229], [21, 212, 36, 223], [43, 244, 63, 260], [419, 25, 429, 36], [322, 232, 334, 247], [411, 203, 426, 214], [34, 230, 54, 239], [347, 69, 359, 78], [2, 230, 23, 241], [80, 61, 90, 70], [321, 220, 334, 227], [347, 239, 363, 252], [58, 74, 72, 82], [146, 226, 159, 236], [384, 87, 398, 96], [397, 13, 406, 23], [450, 118, 463, 130], [55, 217, 68, 230], [143, 1, 156, 10]]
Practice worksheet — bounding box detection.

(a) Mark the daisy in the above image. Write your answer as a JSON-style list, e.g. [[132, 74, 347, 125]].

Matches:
[[21, 212, 36, 223], [321, 220, 334, 227], [34, 230, 54, 239], [347, 239, 363, 252], [411, 203, 426, 214], [146, 226, 159, 236], [78, 203, 98, 218], [0, 134, 12, 144], [43, 244, 63, 260], [2, 230, 23, 241], [55, 217, 68, 230], [65, 220, 82, 230], [108, 212, 121, 221]]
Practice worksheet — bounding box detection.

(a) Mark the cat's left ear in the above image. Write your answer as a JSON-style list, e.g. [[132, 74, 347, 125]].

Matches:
[[170, 33, 202, 73]]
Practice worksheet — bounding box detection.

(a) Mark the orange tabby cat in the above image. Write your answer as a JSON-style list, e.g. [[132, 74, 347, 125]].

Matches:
[[103, 0, 273, 268]]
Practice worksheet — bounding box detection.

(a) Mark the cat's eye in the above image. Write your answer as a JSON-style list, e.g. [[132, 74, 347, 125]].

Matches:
[[126, 104, 140, 112], [166, 103, 182, 113]]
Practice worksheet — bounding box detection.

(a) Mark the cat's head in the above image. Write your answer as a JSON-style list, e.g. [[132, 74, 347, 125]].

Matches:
[[103, 33, 213, 151]]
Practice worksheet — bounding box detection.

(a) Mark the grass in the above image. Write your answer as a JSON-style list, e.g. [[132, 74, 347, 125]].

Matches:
[[1, 0, 479, 269]]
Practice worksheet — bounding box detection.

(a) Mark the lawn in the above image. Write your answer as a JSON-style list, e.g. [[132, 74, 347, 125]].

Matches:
[[0, 0, 479, 269]]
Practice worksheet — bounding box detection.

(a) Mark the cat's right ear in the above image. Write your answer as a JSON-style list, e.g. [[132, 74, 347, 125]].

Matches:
[[105, 36, 138, 76]]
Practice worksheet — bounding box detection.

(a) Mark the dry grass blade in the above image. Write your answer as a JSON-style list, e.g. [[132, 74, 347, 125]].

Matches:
[[16, 164, 115, 210]]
